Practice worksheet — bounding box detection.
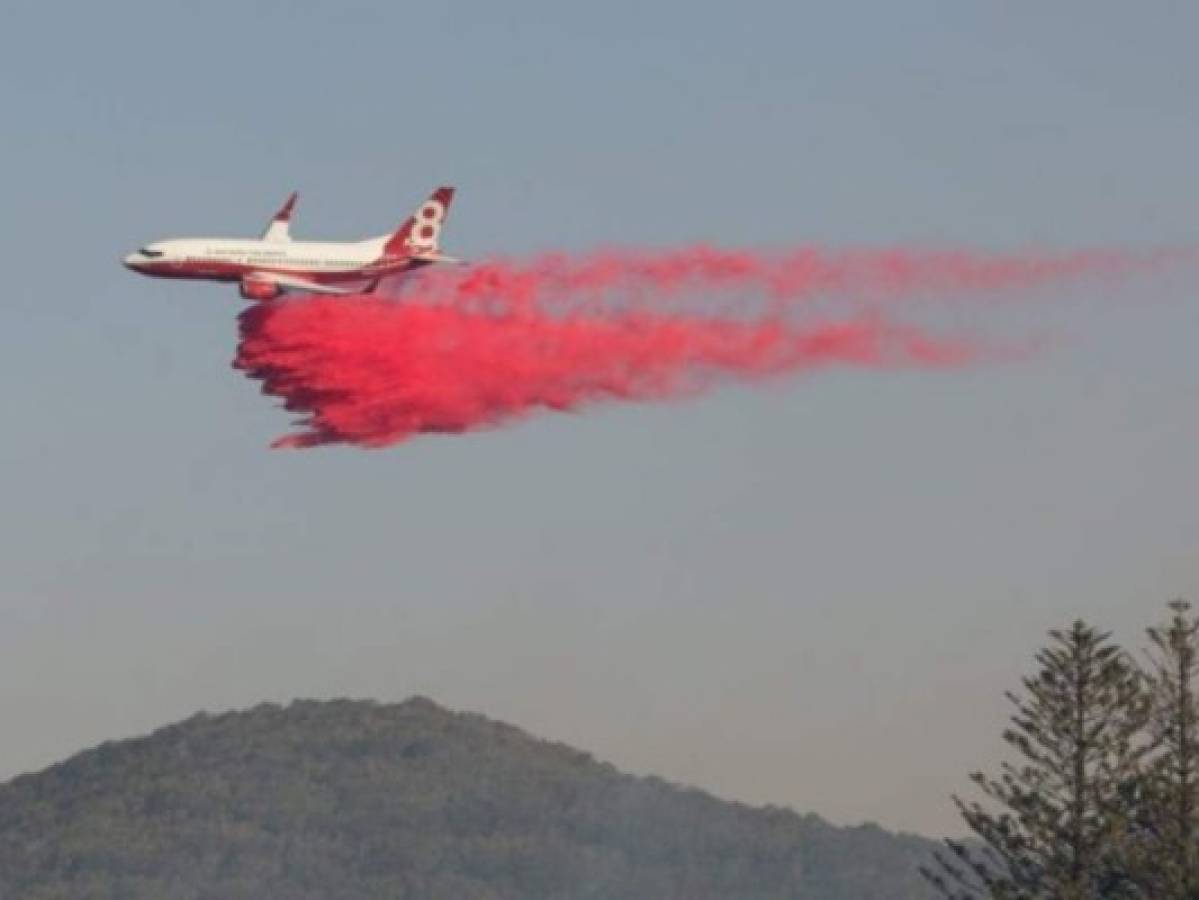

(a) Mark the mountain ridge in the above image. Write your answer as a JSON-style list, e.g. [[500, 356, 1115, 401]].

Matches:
[[0, 696, 940, 899]]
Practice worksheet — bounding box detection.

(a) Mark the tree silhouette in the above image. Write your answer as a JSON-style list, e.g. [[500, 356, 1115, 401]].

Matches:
[[925, 620, 1152, 899], [1127, 600, 1199, 898]]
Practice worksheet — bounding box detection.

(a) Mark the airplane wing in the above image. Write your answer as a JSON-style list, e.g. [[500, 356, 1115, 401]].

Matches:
[[247, 271, 364, 296], [261, 192, 298, 242]]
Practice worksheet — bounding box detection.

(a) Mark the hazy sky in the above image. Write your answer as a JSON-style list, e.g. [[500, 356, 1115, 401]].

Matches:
[[2, 1, 1198, 836]]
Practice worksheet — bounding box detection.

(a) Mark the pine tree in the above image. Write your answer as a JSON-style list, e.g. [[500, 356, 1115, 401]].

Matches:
[[924, 620, 1152, 899], [1130, 600, 1199, 898]]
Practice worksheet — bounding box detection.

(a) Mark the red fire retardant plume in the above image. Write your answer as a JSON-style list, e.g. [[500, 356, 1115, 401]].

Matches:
[[236, 299, 980, 448], [233, 244, 1158, 448]]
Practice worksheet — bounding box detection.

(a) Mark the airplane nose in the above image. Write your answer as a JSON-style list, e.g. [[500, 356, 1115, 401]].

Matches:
[[123, 254, 141, 270]]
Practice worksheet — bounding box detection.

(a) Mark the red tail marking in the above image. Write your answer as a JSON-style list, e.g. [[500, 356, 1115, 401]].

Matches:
[[383, 187, 455, 259]]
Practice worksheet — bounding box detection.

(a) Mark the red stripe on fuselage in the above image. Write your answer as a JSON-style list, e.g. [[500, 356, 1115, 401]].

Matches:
[[125, 255, 423, 286]]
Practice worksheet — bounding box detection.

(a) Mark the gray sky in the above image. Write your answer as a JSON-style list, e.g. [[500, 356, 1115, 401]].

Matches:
[[1, 0, 1197, 835]]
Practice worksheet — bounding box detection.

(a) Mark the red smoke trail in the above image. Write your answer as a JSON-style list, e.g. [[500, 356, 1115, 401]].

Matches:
[[233, 245, 1163, 449], [418, 245, 1156, 312], [236, 298, 979, 448]]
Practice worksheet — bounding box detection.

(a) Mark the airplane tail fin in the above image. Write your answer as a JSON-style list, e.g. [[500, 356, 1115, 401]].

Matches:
[[383, 186, 455, 259]]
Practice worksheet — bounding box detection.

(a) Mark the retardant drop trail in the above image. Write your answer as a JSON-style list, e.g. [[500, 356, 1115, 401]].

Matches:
[[232, 244, 1175, 449], [236, 298, 983, 448]]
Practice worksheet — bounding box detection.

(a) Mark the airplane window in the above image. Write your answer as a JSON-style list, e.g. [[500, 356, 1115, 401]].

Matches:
[[140, 247, 164, 258]]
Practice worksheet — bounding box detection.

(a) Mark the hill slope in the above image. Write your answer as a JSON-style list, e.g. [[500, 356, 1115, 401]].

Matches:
[[0, 698, 940, 899]]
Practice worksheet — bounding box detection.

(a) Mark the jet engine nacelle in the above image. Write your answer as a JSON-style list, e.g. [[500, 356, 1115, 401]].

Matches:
[[240, 277, 281, 301]]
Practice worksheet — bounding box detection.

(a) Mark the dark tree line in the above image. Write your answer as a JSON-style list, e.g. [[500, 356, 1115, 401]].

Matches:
[[924, 601, 1199, 899]]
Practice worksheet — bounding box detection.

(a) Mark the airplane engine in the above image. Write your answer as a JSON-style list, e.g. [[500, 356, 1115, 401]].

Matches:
[[240, 278, 281, 301]]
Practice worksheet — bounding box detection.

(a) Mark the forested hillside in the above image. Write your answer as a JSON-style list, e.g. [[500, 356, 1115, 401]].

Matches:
[[0, 697, 938, 899]]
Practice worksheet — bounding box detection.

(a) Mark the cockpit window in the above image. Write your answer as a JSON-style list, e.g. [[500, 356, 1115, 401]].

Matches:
[[140, 247, 164, 258]]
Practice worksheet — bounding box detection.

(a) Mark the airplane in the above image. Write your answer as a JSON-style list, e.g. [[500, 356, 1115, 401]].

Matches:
[[123, 186, 460, 300]]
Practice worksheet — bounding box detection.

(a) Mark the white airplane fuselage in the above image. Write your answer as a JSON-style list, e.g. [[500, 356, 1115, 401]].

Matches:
[[123, 187, 457, 300]]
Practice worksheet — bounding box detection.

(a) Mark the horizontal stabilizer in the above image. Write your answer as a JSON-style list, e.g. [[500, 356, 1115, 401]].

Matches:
[[411, 252, 466, 265]]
